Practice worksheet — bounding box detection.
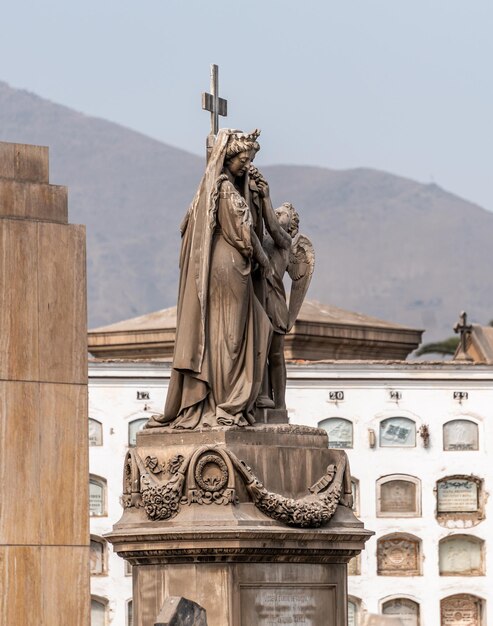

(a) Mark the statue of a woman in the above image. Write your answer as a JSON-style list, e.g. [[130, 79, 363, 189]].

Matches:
[[148, 129, 272, 429]]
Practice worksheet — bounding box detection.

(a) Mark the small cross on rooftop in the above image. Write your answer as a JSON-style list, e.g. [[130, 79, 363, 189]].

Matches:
[[453, 310, 473, 361]]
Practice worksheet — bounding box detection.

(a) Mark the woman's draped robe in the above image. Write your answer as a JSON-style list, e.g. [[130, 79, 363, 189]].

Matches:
[[162, 169, 271, 429]]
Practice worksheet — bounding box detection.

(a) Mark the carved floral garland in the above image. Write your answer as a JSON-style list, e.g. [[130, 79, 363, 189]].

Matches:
[[228, 454, 342, 528], [127, 447, 347, 528]]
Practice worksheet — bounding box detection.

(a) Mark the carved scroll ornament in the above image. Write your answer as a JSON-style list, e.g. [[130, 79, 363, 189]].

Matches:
[[123, 446, 350, 528]]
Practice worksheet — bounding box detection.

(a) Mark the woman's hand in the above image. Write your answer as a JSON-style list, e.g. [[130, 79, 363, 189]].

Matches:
[[250, 165, 270, 199], [257, 178, 270, 199]]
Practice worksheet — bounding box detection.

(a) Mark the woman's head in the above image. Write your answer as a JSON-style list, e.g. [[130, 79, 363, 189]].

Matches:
[[225, 129, 261, 159], [224, 129, 261, 176]]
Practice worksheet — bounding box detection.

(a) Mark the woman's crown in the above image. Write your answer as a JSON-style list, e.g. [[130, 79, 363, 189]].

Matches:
[[230, 128, 261, 143]]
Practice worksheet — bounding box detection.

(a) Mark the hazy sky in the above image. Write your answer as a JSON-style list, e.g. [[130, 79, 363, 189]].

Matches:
[[2, 0, 492, 210]]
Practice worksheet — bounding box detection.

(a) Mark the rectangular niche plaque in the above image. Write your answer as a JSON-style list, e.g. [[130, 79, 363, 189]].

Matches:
[[240, 583, 335, 625], [437, 479, 478, 513], [441, 595, 480, 625], [379, 480, 417, 516]]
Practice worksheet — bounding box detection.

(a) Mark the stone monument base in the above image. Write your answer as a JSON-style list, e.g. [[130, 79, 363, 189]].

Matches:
[[107, 425, 372, 626]]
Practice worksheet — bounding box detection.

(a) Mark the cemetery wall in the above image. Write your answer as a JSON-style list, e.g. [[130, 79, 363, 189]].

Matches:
[[87, 360, 493, 626]]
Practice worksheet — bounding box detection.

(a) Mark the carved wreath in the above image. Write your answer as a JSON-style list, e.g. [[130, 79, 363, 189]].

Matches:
[[124, 446, 350, 529]]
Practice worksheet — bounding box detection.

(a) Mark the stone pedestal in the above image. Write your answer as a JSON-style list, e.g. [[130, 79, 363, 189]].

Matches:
[[0, 142, 89, 625], [108, 425, 372, 626]]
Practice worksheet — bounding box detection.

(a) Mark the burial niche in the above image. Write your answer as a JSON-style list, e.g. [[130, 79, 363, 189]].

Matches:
[[436, 476, 482, 526], [90, 536, 107, 575], [348, 597, 361, 626], [348, 554, 361, 576], [379, 416, 416, 447], [377, 533, 421, 576], [443, 419, 478, 451], [439, 535, 484, 576], [89, 475, 107, 517], [127, 599, 133, 626], [128, 418, 148, 447], [382, 598, 420, 626], [352, 478, 360, 515], [377, 475, 421, 518], [88, 418, 103, 446], [318, 417, 353, 448], [440, 594, 483, 626], [91, 597, 108, 626]]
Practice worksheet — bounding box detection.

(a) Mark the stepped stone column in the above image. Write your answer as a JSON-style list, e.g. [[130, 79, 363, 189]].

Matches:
[[0, 142, 89, 625]]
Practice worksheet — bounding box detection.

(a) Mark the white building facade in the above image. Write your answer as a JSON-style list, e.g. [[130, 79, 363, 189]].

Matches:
[[88, 359, 493, 626]]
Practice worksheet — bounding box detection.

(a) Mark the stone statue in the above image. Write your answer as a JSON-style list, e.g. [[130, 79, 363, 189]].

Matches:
[[148, 129, 277, 429], [263, 203, 315, 409], [109, 87, 370, 626]]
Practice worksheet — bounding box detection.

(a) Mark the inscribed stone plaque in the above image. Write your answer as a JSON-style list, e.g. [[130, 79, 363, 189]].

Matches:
[[437, 479, 478, 513], [439, 537, 483, 575], [379, 418, 415, 447], [380, 480, 417, 516], [91, 600, 106, 626], [382, 599, 419, 626], [348, 601, 357, 626], [441, 595, 480, 626], [89, 539, 104, 575], [443, 420, 478, 451], [129, 418, 147, 446], [88, 418, 102, 446], [240, 584, 335, 625], [89, 480, 104, 516], [127, 600, 133, 626], [377, 537, 420, 576], [320, 418, 353, 448]]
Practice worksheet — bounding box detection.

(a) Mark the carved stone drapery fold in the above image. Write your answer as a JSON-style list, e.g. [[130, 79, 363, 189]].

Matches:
[[123, 445, 350, 528]]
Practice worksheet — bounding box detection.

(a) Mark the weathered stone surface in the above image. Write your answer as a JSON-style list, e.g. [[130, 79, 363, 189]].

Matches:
[[0, 143, 67, 223], [108, 425, 372, 626], [0, 219, 39, 381], [155, 596, 207, 626], [240, 582, 334, 625], [439, 536, 483, 575], [0, 141, 89, 624], [0, 142, 49, 183], [382, 598, 419, 625], [379, 479, 418, 517], [437, 478, 479, 513], [361, 616, 405, 626], [443, 419, 478, 451], [106, 124, 371, 625], [377, 535, 420, 576], [134, 424, 344, 501], [0, 179, 67, 222], [441, 594, 482, 625]]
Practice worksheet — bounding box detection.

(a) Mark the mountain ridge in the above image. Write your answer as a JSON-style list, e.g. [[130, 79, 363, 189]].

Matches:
[[1, 79, 491, 341]]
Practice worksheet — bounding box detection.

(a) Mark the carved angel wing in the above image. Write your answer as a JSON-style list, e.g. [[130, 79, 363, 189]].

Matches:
[[287, 233, 315, 331]]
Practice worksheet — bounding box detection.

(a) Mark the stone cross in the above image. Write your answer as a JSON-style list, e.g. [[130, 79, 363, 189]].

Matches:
[[202, 64, 228, 159], [453, 310, 472, 361]]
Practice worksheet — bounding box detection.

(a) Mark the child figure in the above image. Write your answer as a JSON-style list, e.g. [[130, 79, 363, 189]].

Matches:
[[263, 203, 314, 409]]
